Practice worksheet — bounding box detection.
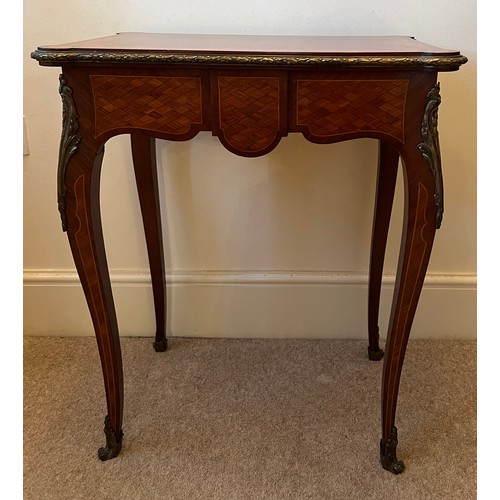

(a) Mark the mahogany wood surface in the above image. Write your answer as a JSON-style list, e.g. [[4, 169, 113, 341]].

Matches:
[[31, 34, 466, 474], [130, 134, 168, 352], [368, 142, 399, 361], [37, 32, 460, 56]]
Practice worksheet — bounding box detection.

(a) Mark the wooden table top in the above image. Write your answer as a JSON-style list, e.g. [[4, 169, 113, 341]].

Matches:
[[37, 32, 459, 55], [31, 32, 467, 70]]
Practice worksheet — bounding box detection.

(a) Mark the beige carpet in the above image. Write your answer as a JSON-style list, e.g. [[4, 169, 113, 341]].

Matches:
[[24, 337, 476, 499]]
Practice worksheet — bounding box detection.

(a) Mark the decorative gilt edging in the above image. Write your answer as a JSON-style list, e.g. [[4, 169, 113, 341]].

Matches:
[[31, 50, 468, 69], [417, 83, 443, 229], [57, 74, 82, 232]]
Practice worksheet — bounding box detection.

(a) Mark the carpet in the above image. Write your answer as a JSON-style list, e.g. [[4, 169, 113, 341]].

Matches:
[[23, 337, 476, 499]]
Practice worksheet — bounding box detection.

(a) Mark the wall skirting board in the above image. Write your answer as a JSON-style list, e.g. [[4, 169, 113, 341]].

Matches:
[[23, 270, 476, 339]]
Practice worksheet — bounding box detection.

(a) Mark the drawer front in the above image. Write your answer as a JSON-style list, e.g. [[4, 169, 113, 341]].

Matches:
[[294, 79, 409, 143], [90, 74, 206, 138], [213, 73, 287, 157]]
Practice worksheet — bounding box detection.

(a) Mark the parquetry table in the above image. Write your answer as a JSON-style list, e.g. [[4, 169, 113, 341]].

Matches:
[[31, 33, 467, 473]]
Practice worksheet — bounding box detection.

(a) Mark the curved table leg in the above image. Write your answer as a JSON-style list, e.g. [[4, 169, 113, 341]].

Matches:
[[367, 141, 399, 361], [379, 143, 437, 473], [130, 134, 168, 352], [64, 142, 124, 460]]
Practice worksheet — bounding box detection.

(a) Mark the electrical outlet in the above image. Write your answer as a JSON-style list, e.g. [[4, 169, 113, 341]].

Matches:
[[23, 116, 30, 156]]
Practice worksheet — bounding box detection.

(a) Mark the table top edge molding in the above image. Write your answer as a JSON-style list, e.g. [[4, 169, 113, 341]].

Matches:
[[31, 49, 467, 71], [30, 33, 467, 71]]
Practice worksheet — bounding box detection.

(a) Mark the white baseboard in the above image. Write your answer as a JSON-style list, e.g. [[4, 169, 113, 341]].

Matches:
[[23, 270, 476, 339]]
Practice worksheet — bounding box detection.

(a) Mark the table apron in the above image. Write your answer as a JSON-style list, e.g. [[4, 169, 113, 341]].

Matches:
[[62, 66, 436, 155]]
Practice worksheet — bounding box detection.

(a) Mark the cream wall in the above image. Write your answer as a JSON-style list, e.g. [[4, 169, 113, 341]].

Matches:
[[23, 0, 476, 339]]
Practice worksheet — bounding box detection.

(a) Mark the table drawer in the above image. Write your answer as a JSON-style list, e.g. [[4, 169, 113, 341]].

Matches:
[[211, 72, 288, 157], [292, 78, 409, 143], [90, 73, 208, 138]]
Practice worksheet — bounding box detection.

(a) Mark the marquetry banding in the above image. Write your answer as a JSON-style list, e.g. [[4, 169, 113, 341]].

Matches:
[[90, 75, 203, 137], [384, 182, 429, 437], [216, 76, 281, 154], [296, 79, 408, 142], [73, 174, 116, 421]]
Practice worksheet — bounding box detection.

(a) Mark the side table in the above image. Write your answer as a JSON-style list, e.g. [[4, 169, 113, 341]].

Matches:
[[31, 33, 467, 473]]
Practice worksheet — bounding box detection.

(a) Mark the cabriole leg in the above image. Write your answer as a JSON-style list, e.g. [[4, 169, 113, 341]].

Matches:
[[380, 147, 437, 473], [367, 141, 399, 361], [64, 142, 124, 460], [131, 134, 168, 352], [380, 81, 443, 473]]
